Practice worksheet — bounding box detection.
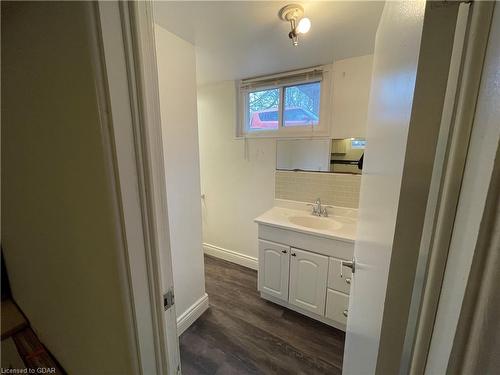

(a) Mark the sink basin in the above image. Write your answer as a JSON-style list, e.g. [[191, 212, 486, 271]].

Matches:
[[288, 215, 342, 231]]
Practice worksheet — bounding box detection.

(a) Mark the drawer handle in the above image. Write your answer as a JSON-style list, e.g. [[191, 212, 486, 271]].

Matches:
[[343, 309, 348, 318], [345, 277, 351, 285], [291, 253, 297, 257], [281, 250, 287, 254]]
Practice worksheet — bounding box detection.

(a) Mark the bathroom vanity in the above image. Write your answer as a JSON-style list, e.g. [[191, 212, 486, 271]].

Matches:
[[255, 201, 356, 331]]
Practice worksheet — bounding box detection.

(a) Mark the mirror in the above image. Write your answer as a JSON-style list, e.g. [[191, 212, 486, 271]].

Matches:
[[276, 139, 331, 172], [276, 138, 365, 174]]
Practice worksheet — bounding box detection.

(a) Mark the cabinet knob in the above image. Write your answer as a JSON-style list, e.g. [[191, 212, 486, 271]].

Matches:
[[291, 253, 297, 257], [343, 309, 348, 318], [281, 250, 287, 254], [345, 277, 351, 285]]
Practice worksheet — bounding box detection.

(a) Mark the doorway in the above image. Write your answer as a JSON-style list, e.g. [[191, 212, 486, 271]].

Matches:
[[102, 1, 498, 374]]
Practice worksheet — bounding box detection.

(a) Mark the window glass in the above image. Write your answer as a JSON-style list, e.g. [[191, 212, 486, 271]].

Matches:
[[351, 139, 366, 149], [283, 82, 320, 127], [248, 88, 280, 130]]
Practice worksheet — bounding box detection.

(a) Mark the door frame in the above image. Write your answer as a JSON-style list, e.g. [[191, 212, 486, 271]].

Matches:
[[93, 0, 497, 374], [403, 2, 495, 374], [417, 2, 498, 373], [94, 1, 180, 374]]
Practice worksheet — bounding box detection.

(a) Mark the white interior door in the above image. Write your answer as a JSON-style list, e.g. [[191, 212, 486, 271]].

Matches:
[[258, 240, 290, 301], [343, 2, 463, 374], [288, 248, 328, 315]]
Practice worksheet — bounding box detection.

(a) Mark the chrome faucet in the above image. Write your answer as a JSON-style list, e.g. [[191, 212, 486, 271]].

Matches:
[[308, 198, 332, 217]]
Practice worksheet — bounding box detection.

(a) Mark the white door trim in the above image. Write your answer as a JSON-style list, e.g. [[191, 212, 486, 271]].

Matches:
[[95, 1, 180, 374], [425, 2, 499, 372], [122, 1, 181, 373], [407, 2, 495, 374]]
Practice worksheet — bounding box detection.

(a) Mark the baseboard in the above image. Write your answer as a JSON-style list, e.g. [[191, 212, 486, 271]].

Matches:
[[176, 293, 209, 336], [203, 243, 258, 270]]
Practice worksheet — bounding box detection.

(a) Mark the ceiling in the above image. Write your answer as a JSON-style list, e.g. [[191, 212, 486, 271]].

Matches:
[[154, 1, 384, 85]]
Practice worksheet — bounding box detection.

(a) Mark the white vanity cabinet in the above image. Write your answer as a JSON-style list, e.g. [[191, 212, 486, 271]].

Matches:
[[257, 229, 354, 331], [255, 204, 357, 331]]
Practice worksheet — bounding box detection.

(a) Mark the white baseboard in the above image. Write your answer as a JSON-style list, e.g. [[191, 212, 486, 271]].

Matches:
[[203, 243, 258, 270], [176, 293, 209, 336]]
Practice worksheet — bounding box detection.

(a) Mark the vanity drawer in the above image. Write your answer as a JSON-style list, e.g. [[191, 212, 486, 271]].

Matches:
[[325, 289, 349, 325], [328, 257, 352, 294]]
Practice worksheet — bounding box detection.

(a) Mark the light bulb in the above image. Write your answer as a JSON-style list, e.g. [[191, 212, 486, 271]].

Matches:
[[296, 17, 311, 34]]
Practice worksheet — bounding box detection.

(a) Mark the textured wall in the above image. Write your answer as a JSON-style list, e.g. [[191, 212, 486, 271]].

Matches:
[[275, 171, 361, 208], [1, 3, 135, 373]]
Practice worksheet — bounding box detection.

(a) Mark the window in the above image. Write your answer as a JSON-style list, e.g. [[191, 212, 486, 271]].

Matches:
[[238, 65, 332, 138], [284, 82, 320, 127], [351, 139, 366, 149], [248, 88, 280, 130]]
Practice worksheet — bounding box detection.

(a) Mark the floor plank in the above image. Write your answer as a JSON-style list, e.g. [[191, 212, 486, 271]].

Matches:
[[180, 255, 345, 374]]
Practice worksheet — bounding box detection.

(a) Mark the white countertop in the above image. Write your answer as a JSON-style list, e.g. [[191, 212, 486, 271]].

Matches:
[[254, 200, 358, 243]]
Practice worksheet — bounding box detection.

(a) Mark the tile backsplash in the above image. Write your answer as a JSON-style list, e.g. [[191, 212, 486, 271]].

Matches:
[[275, 171, 361, 208]]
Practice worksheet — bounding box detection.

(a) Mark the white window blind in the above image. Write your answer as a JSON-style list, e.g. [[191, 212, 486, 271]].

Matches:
[[239, 67, 324, 92]]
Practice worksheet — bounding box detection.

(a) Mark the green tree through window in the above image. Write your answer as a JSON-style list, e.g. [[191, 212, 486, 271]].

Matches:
[[285, 82, 320, 115], [249, 89, 280, 112]]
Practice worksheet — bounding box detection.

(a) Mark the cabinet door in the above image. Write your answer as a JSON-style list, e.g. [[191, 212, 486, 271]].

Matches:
[[258, 240, 290, 301], [325, 289, 349, 326], [289, 248, 328, 315]]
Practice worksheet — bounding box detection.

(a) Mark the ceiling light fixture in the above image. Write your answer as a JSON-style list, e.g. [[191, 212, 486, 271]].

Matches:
[[278, 4, 311, 46]]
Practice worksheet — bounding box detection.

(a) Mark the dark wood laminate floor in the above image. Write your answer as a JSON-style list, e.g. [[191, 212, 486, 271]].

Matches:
[[180, 255, 345, 375]]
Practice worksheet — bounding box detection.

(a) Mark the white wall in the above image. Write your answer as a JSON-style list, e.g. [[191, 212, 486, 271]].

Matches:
[[155, 25, 207, 325], [1, 3, 136, 373], [197, 82, 276, 268], [331, 54, 374, 139]]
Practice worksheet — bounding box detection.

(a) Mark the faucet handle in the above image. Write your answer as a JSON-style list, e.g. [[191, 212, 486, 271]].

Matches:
[[321, 205, 333, 217]]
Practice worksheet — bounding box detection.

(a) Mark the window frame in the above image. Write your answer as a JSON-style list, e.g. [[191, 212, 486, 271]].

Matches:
[[237, 65, 333, 138]]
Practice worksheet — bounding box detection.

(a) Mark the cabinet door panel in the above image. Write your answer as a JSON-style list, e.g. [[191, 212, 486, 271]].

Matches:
[[289, 248, 328, 315], [326, 289, 349, 326], [258, 240, 290, 301]]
